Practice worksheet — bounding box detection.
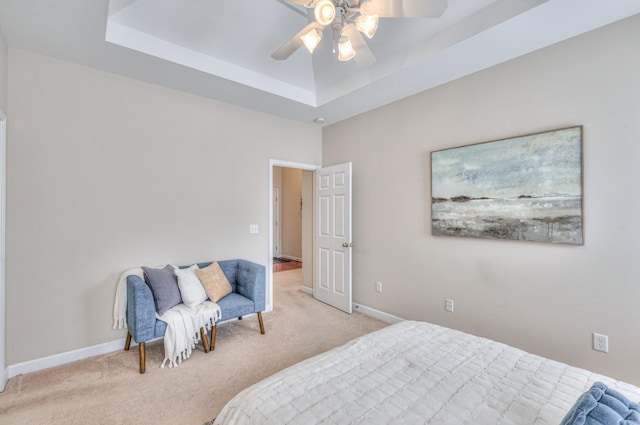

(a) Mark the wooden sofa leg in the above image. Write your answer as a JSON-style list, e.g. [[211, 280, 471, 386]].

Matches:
[[200, 327, 210, 353], [139, 342, 146, 374], [210, 323, 217, 351], [257, 312, 265, 335], [126, 332, 145, 373], [124, 332, 132, 351], [238, 316, 242, 320]]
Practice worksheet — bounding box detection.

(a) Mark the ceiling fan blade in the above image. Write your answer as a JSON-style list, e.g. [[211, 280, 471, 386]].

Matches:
[[360, 0, 448, 18], [272, 22, 323, 60], [343, 27, 376, 68]]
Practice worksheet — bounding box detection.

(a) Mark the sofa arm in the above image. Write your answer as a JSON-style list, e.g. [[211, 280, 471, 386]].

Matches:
[[233, 259, 266, 312], [126, 275, 157, 343]]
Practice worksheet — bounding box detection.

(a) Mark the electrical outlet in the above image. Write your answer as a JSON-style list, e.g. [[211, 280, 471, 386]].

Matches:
[[376, 281, 382, 293], [249, 224, 259, 234], [593, 333, 608, 353], [445, 299, 454, 312]]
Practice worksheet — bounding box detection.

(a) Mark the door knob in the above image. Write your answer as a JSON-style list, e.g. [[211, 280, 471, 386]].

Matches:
[[342, 242, 353, 248]]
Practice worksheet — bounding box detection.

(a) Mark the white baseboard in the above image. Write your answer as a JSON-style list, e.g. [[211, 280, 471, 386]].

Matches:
[[6, 338, 127, 379], [352, 302, 404, 324], [300, 285, 312, 295]]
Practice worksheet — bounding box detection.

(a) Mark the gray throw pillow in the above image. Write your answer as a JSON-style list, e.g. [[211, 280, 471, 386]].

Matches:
[[142, 265, 182, 316]]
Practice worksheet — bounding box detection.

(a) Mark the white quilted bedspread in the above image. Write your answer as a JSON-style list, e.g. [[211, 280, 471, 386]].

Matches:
[[214, 321, 640, 425]]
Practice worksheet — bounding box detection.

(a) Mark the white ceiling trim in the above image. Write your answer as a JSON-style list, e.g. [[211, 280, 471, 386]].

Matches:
[[106, 20, 318, 106]]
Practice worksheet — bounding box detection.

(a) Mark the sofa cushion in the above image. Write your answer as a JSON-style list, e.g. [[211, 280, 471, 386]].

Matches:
[[196, 261, 233, 303], [142, 265, 182, 316], [217, 260, 238, 292], [175, 264, 208, 309], [560, 382, 640, 425], [218, 293, 255, 321]]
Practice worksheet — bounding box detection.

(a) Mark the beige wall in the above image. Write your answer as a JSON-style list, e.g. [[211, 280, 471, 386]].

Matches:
[[6, 49, 321, 365], [273, 167, 282, 191], [272, 166, 282, 256], [280, 168, 302, 259], [323, 15, 640, 385], [0, 31, 7, 112], [301, 170, 313, 289]]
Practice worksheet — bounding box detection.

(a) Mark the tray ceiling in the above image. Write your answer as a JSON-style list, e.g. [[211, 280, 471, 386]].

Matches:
[[1, 0, 639, 125]]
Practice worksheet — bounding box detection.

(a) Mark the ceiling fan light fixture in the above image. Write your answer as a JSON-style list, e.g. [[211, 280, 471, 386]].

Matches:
[[337, 36, 356, 61], [301, 28, 323, 53], [314, 0, 336, 26], [355, 14, 378, 39]]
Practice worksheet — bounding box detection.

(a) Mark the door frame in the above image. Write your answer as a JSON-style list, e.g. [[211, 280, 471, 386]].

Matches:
[[272, 188, 280, 259], [268, 159, 319, 312]]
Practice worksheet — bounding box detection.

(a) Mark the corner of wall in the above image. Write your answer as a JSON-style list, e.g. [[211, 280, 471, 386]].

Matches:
[[1, 361, 7, 392], [0, 113, 6, 392], [0, 32, 8, 113]]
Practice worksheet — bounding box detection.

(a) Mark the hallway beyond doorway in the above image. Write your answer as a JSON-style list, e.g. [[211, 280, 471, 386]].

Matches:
[[273, 259, 302, 273]]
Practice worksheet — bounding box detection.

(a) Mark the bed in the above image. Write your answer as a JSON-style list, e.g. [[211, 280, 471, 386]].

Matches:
[[213, 321, 640, 424]]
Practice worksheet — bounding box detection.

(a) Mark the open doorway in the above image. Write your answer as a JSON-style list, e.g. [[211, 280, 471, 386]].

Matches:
[[273, 166, 303, 272], [268, 160, 318, 312]]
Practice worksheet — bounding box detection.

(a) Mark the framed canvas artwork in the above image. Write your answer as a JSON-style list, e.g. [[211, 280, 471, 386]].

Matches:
[[431, 126, 583, 244]]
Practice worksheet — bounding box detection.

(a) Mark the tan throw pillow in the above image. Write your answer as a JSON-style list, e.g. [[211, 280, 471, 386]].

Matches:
[[196, 262, 232, 303]]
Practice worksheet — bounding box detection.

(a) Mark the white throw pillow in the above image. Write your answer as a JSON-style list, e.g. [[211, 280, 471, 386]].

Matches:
[[175, 264, 208, 309]]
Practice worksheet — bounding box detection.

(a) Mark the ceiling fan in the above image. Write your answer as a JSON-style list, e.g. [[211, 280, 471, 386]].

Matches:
[[272, 0, 448, 65]]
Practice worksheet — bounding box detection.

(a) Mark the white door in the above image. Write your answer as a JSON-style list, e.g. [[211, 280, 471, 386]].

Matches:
[[313, 163, 352, 313]]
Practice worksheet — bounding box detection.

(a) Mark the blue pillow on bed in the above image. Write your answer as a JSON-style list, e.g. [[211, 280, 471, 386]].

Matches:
[[560, 382, 640, 425]]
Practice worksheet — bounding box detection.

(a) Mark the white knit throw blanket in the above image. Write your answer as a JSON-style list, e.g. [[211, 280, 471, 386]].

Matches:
[[158, 301, 221, 368], [113, 267, 222, 368]]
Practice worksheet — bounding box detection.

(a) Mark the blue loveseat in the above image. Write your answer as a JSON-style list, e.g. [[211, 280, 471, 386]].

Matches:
[[124, 259, 266, 373]]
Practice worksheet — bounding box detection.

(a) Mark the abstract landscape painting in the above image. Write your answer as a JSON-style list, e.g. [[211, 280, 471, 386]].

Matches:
[[431, 126, 583, 244]]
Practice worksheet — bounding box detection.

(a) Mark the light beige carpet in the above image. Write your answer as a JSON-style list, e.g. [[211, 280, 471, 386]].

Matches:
[[0, 269, 387, 425]]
